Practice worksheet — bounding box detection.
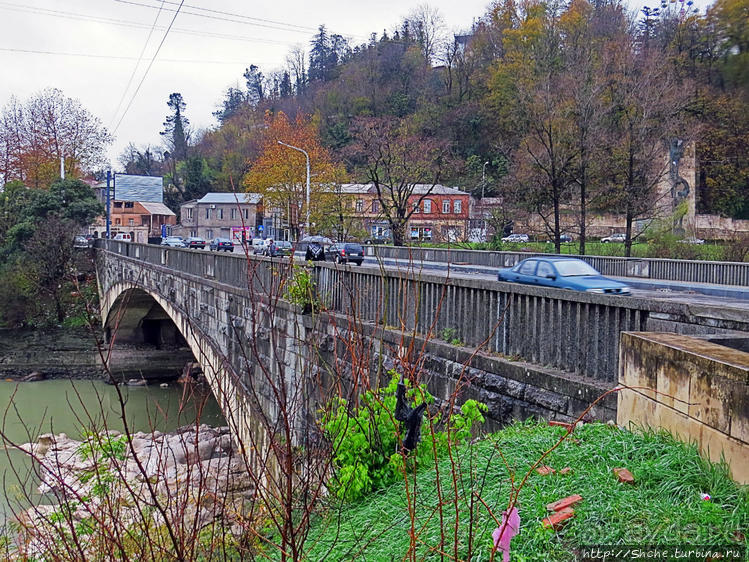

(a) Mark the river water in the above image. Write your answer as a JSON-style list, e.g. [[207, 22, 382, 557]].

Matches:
[[0, 378, 225, 521]]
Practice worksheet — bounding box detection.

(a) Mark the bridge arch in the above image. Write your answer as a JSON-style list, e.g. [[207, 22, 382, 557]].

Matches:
[[100, 281, 249, 444]]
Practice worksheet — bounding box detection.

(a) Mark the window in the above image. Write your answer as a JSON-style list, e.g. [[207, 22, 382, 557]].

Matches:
[[412, 202, 420, 213], [519, 260, 538, 275], [231, 208, 237, 220], [115, 218, 121, 225], [114, 202, 122, 208], [537, 261, 554, 278], [453, 200, 462, 214], [356, 199, 363, 213], [423, 200, 432, 214], [205, 208, 211, 219], [442, 200, 450, 213], [206, 229, 213, 239], [187, 208, 193, 219], [191, 230, 197, 237], [244, 209, 249, 220], [125, 202, 134, 208], [128, 218, 134, 226], [371, 200, 379, 213]]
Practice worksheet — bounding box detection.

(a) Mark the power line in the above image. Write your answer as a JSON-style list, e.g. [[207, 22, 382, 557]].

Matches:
[[0, 46, 250, 64], [0, 2, 300, 47], [109, 0, 166, 127], [111, 0, 185, 135], [112, 0, 316, 35]]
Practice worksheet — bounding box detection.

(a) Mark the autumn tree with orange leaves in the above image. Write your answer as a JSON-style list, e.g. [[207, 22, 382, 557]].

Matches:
[[243, 111, 346, 240]]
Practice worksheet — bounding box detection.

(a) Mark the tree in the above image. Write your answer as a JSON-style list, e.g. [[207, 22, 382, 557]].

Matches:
[[489, 1, 578, 253], [407, 4, 447, 66], [118, 143, 163, 176], [0, 177, 102, 326], [603, 42, 686, 256], [346, 117, 453, 246], [161, 93, 190, 162], [0, 88, 112, 188], [213, 87, 247, 123], [243, 65, 265, 106], [243, 112, 346, 239]]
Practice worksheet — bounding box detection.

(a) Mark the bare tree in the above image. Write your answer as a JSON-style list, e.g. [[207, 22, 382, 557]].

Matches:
[[346, 117, 454, 246], [407, 3, 448, 65]]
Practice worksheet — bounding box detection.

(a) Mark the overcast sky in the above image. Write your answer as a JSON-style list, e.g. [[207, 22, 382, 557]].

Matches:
[[0, 0, 711, 170]]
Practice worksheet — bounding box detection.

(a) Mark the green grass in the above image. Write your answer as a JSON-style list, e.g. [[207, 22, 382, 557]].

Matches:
[[296, 420, 748, 561]]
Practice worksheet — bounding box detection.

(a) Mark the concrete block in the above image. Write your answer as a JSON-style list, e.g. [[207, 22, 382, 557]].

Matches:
[[688, 371, 732, 434], [524, 386, 569, 414]]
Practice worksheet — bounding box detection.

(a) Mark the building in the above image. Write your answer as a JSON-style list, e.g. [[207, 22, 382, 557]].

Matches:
[[90, 200, 176, 243], [89, 174, 173, 242], [178, 192, 263, 243], [339, 184, 471, 242]]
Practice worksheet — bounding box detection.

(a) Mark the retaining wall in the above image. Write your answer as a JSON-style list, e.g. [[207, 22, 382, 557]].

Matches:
[[618, 332, 749, 484]]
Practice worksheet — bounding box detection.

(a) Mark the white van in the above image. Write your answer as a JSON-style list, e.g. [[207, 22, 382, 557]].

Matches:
[[113, 232, 132, 242], [251, 238, 271, 254]]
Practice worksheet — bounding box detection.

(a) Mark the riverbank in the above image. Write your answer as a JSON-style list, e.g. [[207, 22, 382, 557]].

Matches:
[[9, 423, 250, 559], [0, 327, 195, 382]]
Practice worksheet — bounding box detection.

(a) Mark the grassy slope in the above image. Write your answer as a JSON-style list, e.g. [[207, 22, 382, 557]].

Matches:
[[300, 421, 748, 561]]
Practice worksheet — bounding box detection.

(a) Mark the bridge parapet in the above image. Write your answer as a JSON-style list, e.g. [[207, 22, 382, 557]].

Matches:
[[97, 241, 747, 386], [364, 246, 749, 286]]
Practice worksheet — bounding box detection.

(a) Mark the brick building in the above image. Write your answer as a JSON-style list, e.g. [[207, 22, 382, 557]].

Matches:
[[339, 184, 471, 242]]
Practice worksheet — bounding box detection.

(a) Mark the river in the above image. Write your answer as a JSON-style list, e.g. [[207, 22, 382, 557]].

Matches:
[[0, 378, 225, 522]]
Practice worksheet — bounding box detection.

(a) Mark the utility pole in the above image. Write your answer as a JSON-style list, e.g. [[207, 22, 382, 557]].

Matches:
[[106, 170, 112, 239], [60, 157, 65, 179], [277, 141, 310, 238], [481, 161, 489, 199]]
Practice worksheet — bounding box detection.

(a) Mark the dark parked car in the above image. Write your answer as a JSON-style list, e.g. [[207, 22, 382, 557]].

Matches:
[[325, 242, 365, 265], [185, 236, 206, 249], [497, 257, 631, 294], [209, 237, 234, 252], [273, 240, 293, 256]]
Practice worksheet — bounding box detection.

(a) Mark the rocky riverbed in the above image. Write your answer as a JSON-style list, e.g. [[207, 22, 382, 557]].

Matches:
[[12, 424, 254, 558]]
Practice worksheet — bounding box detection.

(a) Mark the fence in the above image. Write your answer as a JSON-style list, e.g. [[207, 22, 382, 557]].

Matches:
[[98, 241, 746, 384], [365, 246, 749, 286]]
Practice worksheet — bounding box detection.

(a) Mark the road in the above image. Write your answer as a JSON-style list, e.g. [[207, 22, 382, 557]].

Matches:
[[207, 245, 749, 312]]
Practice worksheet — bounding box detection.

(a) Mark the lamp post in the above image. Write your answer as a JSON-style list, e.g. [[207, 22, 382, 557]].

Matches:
[[277, 141, 310, 238], [481, 161, 489, 199]]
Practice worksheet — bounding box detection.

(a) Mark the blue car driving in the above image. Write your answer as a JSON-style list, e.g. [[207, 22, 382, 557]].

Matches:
[[497, 257, 631, 295]]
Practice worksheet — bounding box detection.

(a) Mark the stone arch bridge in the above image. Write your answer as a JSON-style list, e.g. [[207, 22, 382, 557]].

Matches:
[[95, 241, 749, 447]]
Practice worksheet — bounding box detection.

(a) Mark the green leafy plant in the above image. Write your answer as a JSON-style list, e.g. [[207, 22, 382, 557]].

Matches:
[[284, 266, 318, 313], [321, 371, 486, 502]]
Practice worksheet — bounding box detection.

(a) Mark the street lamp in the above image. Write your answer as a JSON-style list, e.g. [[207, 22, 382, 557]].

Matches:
[[481, 161, 489, 199], [277, 140, 310, 238]]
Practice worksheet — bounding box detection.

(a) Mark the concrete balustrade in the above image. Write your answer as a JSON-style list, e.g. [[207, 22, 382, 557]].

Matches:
[[365, 245, 749, 286], [98, 241, 747, 385]]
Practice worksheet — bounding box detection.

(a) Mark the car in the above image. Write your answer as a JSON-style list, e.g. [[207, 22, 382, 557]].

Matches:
[[325, 242, 365, 265], [251, 238, 269, 254], [161, 236, 186, 247], [73, 235, 91, 249], [501, 233, 530, 243], [209, 237, 234, 252], [497, 257, 631, 295], [273, 240, 293, 257], [364, 236, 391, 245], [184, 236, 206, 249], [601, 233, 626, 243], [559, 233, 573, 243], [113, 232, 132, 242]]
